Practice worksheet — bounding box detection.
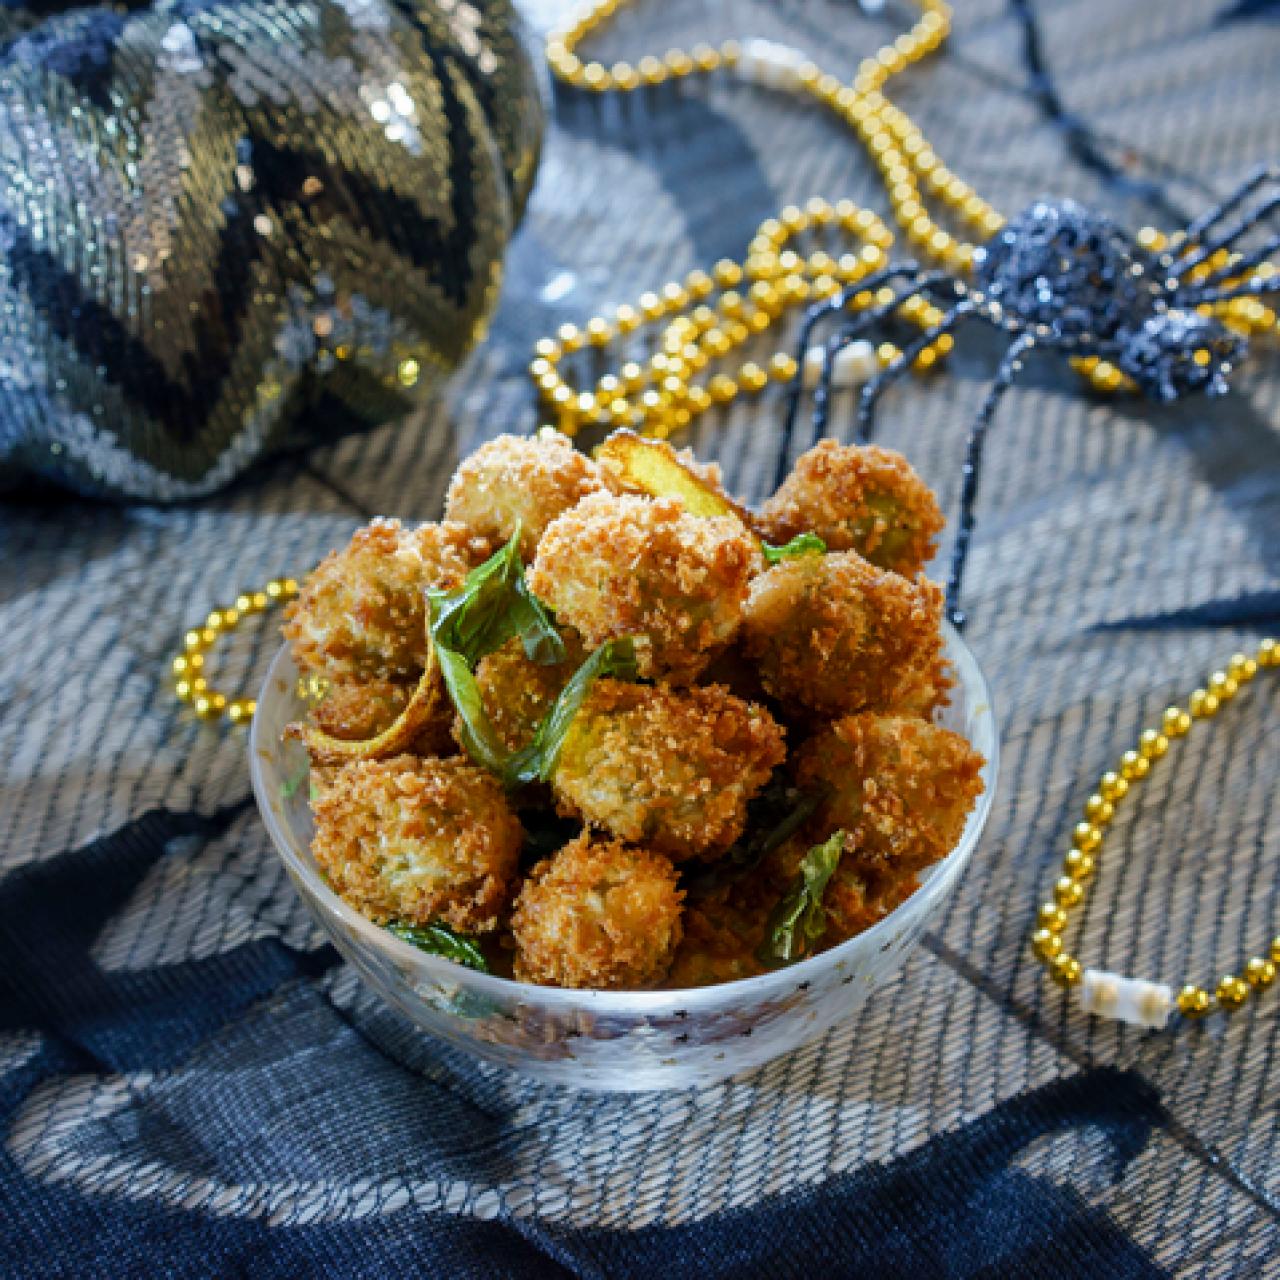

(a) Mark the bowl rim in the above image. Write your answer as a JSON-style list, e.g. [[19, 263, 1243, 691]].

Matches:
[[250, 621, 999, 1012]]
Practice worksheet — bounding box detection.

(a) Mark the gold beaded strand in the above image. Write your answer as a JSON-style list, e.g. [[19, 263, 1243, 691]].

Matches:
[[170, 578, 299, 723], [1031, 638, 1279, 1020], [538, 0, 1280, 423]]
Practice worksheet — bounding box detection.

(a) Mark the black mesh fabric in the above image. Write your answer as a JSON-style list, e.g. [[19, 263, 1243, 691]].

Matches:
[[1, 1, 1277, 1275]]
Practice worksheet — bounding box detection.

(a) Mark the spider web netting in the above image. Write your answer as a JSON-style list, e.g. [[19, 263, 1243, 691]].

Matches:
[[1, 0, 1277, 1275]]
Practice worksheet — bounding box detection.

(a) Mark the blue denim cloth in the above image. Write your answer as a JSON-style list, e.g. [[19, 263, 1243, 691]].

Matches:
[[2, 0, 1278, 1274]]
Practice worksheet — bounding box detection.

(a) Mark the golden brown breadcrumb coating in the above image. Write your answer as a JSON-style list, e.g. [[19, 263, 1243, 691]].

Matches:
[[822, 850, 920, 949], [553, 679, 785, 861], [796, 713, 985, 874], [444, 428, 604, 560], [467, 633, 586, 753], [311, 754, 522, 933], [510, 833, 684, 989], [311, 677, 455, 757], [741, 551, 946, 717], [528, 491, 760, 682], [758, 441, 944, 577], [284, 519, 486, 683], [886, 652, 955, 720], [665, 868, 777, 988]]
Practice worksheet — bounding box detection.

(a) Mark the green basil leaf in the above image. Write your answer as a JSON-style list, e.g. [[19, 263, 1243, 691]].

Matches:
[[386, 921, 490, 972], [757, 831, 845, 966], [502, 637, 640, 788], [761, 532, 827, 564], [432, 644, 510, 776], [427, 526, 565, 668]]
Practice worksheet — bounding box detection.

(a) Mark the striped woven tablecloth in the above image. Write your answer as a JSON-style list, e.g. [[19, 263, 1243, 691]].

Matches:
[[2, 1, 1278, 1274]]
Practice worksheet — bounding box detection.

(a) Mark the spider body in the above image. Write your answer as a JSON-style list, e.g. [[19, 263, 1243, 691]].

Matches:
[[784, 169, 1279, 627], [975, 199, 1246, 400]]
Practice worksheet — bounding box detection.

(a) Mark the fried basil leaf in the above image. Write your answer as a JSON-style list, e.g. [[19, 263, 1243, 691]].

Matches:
[[427, 528, 571, 778], [427, 526, 564, 668], [502, 637, 639, 788], [757, 831, 845, 966], [761, 532, 827, 564], [431, 644, 510, 776], [386, 922, 489, 972]]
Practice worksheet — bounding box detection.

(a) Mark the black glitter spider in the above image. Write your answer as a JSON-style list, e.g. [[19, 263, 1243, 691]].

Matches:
[[782, 168, 1280, 628]]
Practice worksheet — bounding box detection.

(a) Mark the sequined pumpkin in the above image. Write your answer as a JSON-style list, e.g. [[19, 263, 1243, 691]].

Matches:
[[0, 0, 543, 499]]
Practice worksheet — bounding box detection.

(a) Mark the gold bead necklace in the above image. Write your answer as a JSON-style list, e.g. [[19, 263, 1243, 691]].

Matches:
[[533, 0, 1279, 437], [1031, 638, 1279, 1024], [170, 578, 299, 723]]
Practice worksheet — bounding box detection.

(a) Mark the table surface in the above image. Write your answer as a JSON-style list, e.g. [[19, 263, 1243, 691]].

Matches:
[[2, 1, 1278, 1275]]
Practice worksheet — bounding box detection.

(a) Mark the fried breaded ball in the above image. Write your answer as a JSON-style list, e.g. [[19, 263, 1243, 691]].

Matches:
[[553, 680, 785, 861], [468, 633, 586, 753], [796, 713, 985, 875], [886, 652, 955, 720], [741, 551, 946, 717], [665, 871, 775, 988], [284, 519, 485, 682], [528, 491, 760, 682], [510, 833, 684, 989], [311, 755, 522, 933], [758, 441, 944, 577], [444, 428, 605, 560], [822, 849, 920, 949], [311, 677, 455, 757]]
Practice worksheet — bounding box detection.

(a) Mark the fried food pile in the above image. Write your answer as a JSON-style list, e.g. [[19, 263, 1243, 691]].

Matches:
[[283, 429, 985, 991]]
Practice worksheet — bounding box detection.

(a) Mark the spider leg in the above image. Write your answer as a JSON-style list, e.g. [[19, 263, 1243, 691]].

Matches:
[[775, 266, 954, 487], [1170, 192, 1280, 280], [946, 332, 1036, 630], [810, 276, 961, 449], [854, 299, 976, 443], [1182, 165, 1280, 244], [1179, 231, 1280, 293], [1182, 273, 1280, 307]]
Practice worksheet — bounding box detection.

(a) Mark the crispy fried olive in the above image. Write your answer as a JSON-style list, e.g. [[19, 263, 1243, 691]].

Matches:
[[444, 428, 604, 560], [311, 755, 522, 933], [758, 440, 943, 577], [510, 833, 684, 989], [284, 519, 485, 683], [741, 551, 945, 717], [796, 713, 985, 874], [552, 679, 785, 861], [529, 491, 760, 682], [821, 852, 921, 949]]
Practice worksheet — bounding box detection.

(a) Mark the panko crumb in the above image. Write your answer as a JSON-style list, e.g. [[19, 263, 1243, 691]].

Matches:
[[529, 491, 759, 682], [742, 550, 946, 717], [284, 519, 486, 682], [311, 677, 455, 758], [553, 679, 786, 861], [758, 440, 944, 577], [795, 713, 985, 875], [444, 428, 605, 560], [510, 833, 684, 989], [311, 754, 523, 933]]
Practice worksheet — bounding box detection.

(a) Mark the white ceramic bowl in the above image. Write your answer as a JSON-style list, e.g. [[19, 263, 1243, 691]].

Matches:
[[250, 624, 998, 1091]]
